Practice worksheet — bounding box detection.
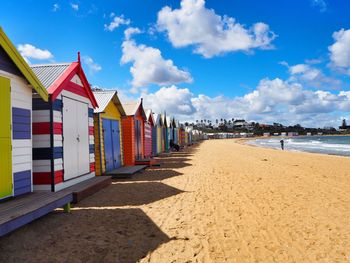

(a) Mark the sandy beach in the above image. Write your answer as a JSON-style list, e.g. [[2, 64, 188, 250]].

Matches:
[[1, 139, 350, 262]]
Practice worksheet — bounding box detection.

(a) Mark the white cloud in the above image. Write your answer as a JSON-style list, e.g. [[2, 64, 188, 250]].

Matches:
[[329, 28, 350, 74], [157, 0, 276, 58], [17, 44, 53, 62], [142, 85, 196, 117], [71, 3, 79, 11], [52, 3, 60, 12], [121, 28, 193, 90], [191, 78, 350, 127], [139, 77, 350, 127], [82, 56, 102, 74], [281, 62, 341, 89], [311, 0, 327, 12], [124, 27, 141, 40], [104, 14, 130, 31]]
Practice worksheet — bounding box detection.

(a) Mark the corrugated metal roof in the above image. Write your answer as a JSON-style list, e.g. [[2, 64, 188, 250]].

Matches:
[[30, 63, 71, 89], [93, 90, 116, 113]]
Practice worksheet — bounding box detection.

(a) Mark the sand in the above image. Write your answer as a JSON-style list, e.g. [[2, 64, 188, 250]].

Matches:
[[1, 139, 350, 262]]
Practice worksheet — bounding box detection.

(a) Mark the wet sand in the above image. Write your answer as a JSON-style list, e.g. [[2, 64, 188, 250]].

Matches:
[[1, 139, 350, 262]]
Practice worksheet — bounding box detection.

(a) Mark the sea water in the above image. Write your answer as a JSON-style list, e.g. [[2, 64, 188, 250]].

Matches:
[[247, 136, 350, 156]]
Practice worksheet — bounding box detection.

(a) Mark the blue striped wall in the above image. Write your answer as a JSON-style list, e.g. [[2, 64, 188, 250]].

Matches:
[[32, 98, 62, 111], [13, 170, 31, 197], [89, 144, 94, 154], [88, 108, 94, 117], [33, 147, 63, 160], [12, 107, 31, 140]]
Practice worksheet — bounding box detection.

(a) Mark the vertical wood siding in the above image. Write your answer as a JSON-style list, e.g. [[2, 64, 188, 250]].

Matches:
[[122, 117, 135, 166]]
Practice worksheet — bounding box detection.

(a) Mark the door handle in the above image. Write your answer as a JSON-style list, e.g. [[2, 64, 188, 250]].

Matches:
[[77, 135, 80, 142]]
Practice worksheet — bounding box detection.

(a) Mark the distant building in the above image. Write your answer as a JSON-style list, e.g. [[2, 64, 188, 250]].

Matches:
[[339, 119, 350, 131], [233, 119, 253, 129]]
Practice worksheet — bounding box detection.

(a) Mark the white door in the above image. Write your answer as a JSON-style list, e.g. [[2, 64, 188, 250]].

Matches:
[[77, 101, 89, 175], [62, 97, 90, 181]]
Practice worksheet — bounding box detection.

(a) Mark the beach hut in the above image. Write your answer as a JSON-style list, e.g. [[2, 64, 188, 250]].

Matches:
[[31, 54, 98, 191], [179, 125, 186, 147], [172, 119, 179, 145], [185, 126, 193, 145], [168, 117, 174, 144], [162, 114, 169, 151], [0, 28, 48, 200], [121, 100, 147, 166], [153, 113, 163, 154], [144, 109, 155, 158], [93, 90, 126, 176]]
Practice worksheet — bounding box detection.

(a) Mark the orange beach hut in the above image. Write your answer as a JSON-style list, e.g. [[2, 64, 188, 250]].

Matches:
[[121, 100, 147, 166]]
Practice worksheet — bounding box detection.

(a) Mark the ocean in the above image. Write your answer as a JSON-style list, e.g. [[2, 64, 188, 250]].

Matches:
[[247, 136, 350, 156]]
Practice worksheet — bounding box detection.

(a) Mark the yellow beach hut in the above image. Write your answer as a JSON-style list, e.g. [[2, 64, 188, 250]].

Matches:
[[153, 113, 164, 154], [0, 28, 48, 200], [93, 90, 126, 175]]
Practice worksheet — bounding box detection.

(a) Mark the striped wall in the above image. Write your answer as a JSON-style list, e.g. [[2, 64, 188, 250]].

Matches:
[[144, 122, 152, 158], [32, 86, 95, 191], [10, 74, 33, 197]]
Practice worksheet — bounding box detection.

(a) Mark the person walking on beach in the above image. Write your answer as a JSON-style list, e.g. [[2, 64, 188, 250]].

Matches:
[[280, 139, 284, 150]]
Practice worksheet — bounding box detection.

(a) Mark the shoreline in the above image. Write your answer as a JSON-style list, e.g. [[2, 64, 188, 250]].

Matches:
[[240, 136, 350, 158]]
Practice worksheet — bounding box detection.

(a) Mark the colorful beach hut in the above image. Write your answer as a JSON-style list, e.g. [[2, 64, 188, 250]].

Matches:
[[162, 114, 169, 151], [93, 90, 125, 176], [0, 28, 48, 200], [171, 118, 178, 144], [179, 125, 186, 147], [168, 117, 174, 144], [145, 109, 157, 158], [121, 100, 147, 166], [153, 113, 163, 154], [166, 116, 172, 149], [31, 54, 98, 191], [144, 109, 154, 159]]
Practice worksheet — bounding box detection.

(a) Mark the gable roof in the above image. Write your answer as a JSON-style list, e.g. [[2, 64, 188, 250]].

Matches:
[[166, 116, 172, 128], [145, 109, 155, 125], [153, 113, 163, 126], [171, 117, 177, 128], [30, 59, 98, 108], [122, 100, 146, 119], [161, 114, 168, 127], [0, 28, 48, 101], [31, 63, 71, 89], [93, 90, 126, 115]]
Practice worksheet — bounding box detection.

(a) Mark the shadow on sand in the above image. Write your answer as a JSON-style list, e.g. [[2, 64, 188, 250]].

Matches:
[[0, 142, 204, 263], [78, 181, 184, 207], [0, 208, 170, 263], [125, 169, 183, 182]]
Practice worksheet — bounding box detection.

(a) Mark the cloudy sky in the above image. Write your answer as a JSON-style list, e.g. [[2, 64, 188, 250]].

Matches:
[[2, 0, 350, 127]]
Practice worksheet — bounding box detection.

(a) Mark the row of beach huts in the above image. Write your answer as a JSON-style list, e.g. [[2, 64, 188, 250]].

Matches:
[[0, 27, 201, 207]]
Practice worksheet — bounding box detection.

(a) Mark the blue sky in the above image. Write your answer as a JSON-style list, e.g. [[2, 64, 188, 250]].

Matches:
[[2, 0, 350, 127]]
